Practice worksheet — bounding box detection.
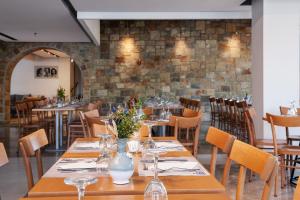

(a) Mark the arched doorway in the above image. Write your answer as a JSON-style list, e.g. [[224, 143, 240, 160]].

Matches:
[[4, 46, 85, 122]]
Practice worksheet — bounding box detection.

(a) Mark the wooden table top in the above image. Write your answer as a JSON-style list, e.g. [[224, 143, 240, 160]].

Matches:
[[32, 104, 85, 112], [28, 138, 225, 197], [21, 193, 230, 200]]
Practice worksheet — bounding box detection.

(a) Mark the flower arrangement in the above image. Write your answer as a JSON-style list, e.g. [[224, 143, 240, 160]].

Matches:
[[57, 86, 66, 100], [110, 106, 144, 139]]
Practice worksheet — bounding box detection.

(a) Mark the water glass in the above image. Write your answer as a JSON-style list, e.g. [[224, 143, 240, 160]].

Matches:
[[144, 149, 168, 200], [64, 176, 98, 200]]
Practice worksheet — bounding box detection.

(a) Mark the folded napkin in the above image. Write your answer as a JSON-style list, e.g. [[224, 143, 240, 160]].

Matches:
[[148, 161, 199, 171], [74, 142, 99, 149], [58, 162, 96, 170], [155, 142, 182, 148]]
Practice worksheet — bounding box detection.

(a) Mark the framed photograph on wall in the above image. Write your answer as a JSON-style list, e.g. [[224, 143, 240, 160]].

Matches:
[[34, 66, 58, 79]]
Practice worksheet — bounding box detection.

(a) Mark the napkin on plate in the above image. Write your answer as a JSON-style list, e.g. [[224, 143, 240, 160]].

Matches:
[[148, 161, 199, 171], [57, 162, 96, 170], [74, 142, 99, 149], [155, 142, 182, 148]]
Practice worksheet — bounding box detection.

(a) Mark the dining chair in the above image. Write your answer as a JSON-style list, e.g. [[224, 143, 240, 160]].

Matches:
[[266, 113, 300, 189], [84, 115, 107, 137], [227, 140, 277, 200], [19, 129, 48, 191], [279, 106, 300, 145], [209, 97, 217, 126], [174, 114, 202, 155], [294, 177, 300, 200], [182, 108, 201, 117], [245, 108, 286, 149], [205, 127, 235, 185], [0, 143, 8, 167], [216, 98, 226, 130]]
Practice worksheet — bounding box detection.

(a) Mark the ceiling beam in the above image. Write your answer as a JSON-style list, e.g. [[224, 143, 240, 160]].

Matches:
[[61, 0, 94, 43], [0, 32, 17, 41], [77, 11, 252, 20]]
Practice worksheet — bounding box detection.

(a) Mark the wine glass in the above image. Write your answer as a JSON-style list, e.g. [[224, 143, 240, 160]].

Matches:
[[64, 176, 98, 200], [95, 133, 113, 174], [143, 120, 156, 150], [144, 149, 168, 200]]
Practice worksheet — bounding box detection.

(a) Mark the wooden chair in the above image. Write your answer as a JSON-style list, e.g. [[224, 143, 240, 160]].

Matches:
[[84, 115, 107, 137], [279, 106, 300, 145], [245, 108, 286, 149], [174, 114, 201, 155], [182, 108, 200, 117], [266, 113, 300, 189], [205, 127, 235, 185], [209, 97, 217, 126], [216, 98, 226, 130], [0, 143, 8, 167], [227, 140, 277, 200], [294, 177, 300, 200], [19, 129, 48, 191]]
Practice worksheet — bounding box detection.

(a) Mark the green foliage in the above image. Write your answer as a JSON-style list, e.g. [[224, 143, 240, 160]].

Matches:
[[57, 86, 66, 99], [111, 108, 141, 139]]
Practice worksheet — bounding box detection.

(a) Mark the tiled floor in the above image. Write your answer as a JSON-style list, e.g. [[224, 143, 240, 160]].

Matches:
[[0, 126, 296, 200]]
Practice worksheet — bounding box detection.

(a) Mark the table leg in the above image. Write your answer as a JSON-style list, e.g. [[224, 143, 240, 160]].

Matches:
[[59, 112, 63, 147], [55, 111, 59, 150]]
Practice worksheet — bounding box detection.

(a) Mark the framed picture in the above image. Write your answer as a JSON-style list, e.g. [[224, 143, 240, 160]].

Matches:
[[34, 66, 58, 79]]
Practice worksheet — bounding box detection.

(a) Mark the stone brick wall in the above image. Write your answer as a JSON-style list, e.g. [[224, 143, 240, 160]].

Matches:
[[0, 20, 251, 122]]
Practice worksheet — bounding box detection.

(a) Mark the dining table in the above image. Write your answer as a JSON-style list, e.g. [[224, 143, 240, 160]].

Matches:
[[32, 103, 86, 150], [27, 136, 227, 199]]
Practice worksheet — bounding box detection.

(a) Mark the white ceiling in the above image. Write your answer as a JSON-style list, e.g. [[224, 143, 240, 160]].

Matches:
[[71, 0, 250, 12], [0, 0, 251, 42], [0, 0, 89, 42]]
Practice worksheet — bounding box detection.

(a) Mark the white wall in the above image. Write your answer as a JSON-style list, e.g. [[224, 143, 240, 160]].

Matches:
[[11, 54, 71, 99], [252, 0, 300, 139]]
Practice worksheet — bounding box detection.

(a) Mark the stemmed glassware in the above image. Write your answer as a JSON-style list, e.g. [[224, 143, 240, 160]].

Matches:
[[143, 120, 156, 150], [64, 176, 98, 200], [144, 148, 168, 200]]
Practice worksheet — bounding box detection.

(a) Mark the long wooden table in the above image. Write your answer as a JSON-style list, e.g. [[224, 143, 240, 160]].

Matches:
[[28, 137, 226, 198], [21, 193, 230, 200]]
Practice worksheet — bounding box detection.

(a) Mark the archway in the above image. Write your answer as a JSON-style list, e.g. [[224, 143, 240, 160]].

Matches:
[[4, 46, 85, 122]]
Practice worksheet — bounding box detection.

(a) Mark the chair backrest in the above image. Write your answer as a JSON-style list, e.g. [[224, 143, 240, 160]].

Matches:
[[174, 114, 202, 155], [266, 113, 300, 156], [0, 143, 8, 167], [79, 111, 88, 137], [244, 108, 257, 146], [294, 177, 300, 200], [279, 106, 289, 115], [84, 109, 100, 118], [205, 127, 235, 185], [229, 140, 277, 200], [87, 103, 98, 111], [182, 108, 200, 117], [84, 115, 106, 137], [19, 129, 48, 191]]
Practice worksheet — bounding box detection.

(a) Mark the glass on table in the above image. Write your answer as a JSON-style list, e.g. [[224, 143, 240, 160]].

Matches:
[[142, 120, 156, 151], [64, 176, 97, 200], [144, 148, 168, 200]]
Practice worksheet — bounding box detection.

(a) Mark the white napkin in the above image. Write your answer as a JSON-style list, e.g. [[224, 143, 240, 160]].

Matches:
[[149, 161, 199, 171], [155, 142, 182, 148], [74, 142, 99, 149], [58, 162, 96, 170]]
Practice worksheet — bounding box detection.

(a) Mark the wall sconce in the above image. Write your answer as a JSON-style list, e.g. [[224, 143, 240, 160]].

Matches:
[[227, 33, 240, 58], [175, 40, 190, 56], [120, 37, 135, 54]]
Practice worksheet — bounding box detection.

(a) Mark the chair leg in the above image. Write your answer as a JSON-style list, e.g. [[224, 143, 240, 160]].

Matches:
[[280, 154, 286, 189], [274, 174, 278, 197], [67, 126, 71, 148]]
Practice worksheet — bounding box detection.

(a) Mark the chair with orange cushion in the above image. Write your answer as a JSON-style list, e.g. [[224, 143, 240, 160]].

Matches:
[[226, 140, 277, 200], [174, 114, 202, 155], [205, 127, 235, 185], [19, 129, 48, 191]]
